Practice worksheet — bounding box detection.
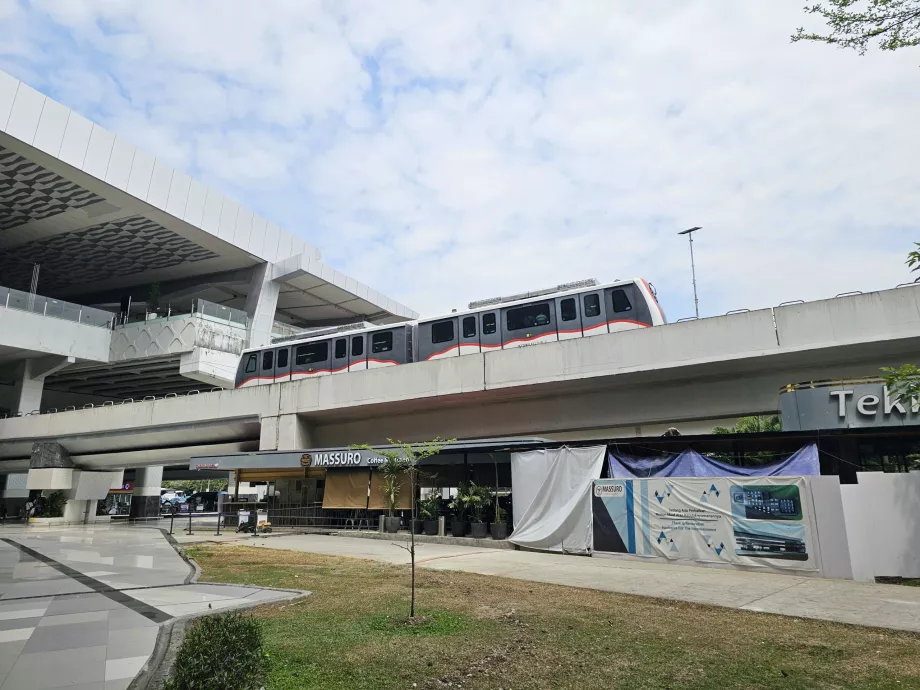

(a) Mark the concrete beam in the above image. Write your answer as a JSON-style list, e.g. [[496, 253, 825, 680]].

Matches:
[[30, 355, 75, 379]]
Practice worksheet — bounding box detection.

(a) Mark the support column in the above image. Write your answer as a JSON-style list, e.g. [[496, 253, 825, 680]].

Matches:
[[130, 466, 164, 519], [260, 414, 313, 451], [12, 356, 75, 415], [244, 263, 280, 348]]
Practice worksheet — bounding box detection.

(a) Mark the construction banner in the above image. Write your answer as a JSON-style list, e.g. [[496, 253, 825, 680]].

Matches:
[[592, 477, 817, 571]]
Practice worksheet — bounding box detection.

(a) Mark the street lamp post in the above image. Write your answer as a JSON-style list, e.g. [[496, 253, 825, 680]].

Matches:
[[678, 226, 701, 319]]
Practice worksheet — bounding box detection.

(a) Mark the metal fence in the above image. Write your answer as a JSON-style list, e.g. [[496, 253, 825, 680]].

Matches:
[[0, 285, 114, 328]]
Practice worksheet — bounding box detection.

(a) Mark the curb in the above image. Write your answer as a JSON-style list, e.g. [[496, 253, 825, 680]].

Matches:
[[128, 530, 309, 689]]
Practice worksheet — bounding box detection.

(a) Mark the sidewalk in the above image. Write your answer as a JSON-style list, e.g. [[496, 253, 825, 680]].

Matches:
[[0, 524, 304, 689], [215, 532, 920, 633]]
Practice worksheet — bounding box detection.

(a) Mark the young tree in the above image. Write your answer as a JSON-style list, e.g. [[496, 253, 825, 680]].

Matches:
[[792, 1, 920, 54], [352, 438, 451, 618]]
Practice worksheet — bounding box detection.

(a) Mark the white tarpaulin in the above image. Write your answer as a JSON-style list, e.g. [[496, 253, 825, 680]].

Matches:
[[509, 445, 606, 554]]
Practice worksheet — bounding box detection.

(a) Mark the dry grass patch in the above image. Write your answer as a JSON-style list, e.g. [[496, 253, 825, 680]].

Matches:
[[187, 544, 920, 690]]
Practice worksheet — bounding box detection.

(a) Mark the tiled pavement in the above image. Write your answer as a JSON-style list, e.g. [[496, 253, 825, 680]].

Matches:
[[0, 525, 304, 689]]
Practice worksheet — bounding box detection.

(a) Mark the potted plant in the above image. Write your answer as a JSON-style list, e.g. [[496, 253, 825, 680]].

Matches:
[[491, 504, 509, 540], [379, 454, 404, 533], [467, 483, 489, 539], [419, 493, 440, 536], [448, 482, 470, 537]]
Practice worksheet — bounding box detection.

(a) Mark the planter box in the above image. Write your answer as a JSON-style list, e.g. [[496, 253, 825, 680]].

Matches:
[[28, 517, 67, 526], [469, 522, 488, 539], [423, 519, 439, 536], [490, 523, 509, 540], [451, 520, 467, 538]]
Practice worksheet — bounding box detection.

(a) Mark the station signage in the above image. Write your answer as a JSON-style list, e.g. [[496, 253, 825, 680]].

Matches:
[[300, 451, 386, 468], [781, 381, 920, 431]]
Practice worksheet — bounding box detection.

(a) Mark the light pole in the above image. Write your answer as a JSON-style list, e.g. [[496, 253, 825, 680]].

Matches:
[[678, 226, 701, 319]]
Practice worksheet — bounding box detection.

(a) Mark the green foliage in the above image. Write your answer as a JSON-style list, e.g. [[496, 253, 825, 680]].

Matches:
[[353, 438, 453, 518], [162, 479, 229, 493], [792, 0, 920, 54], [907, 242, 920, 273], [418, 493, 441, 520], [712, 415, 782, 435], [882, 363, 920, 402], [147, 281, 161, 312], [451, 482, 492, 523], [380, 474, 401, 517], [163, 613, 268, 690], [42, 491, 66, 518]]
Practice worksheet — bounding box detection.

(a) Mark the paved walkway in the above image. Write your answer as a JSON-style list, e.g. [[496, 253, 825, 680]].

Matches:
[[200, 532, 920, 633], [0, 525, 302, 690]]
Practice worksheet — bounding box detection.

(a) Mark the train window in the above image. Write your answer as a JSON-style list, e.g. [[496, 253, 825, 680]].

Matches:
[[335, 338, 347, 359], [463, 316, 476, 338], [482, 312, 496, 335], [584, 293, 601, 318], [295, 342, 328, 365], [262, 350, 274, 370], [432, 320, 454, 344], [372, 332, 393, 353], [507, 303, 551, 331], [351, 336, 364, 357], [612, 289, 632, 313], [244, 354, 257, 373], [277, 348, 289, 368], [560, 298, 577, 322]]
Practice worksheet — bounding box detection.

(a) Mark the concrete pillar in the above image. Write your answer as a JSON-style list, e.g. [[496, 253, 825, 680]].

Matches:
[[130, 466, 164, 519], [260, 414, 313, 451], [244, 263, 280, 348], [11, 357, 74, 415]]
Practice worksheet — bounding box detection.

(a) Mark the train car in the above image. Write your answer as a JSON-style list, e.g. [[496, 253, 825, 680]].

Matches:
[[235, 277, 664, 388], [235, 323, 413, 389], [414, 278, 664, 361]]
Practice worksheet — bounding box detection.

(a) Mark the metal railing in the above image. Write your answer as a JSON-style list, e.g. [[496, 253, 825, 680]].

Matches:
[[193, 298, 248, 327], [0, 285, 114, 328], [116, 297, 248, 329]]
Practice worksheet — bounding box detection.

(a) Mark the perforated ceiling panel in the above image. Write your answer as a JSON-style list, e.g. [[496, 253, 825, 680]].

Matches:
[[0, 215, 219, 291], [0, 146, 104, 232]]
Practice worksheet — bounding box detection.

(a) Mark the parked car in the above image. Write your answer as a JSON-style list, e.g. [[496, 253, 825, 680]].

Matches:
[[184, 491, 221, 512]]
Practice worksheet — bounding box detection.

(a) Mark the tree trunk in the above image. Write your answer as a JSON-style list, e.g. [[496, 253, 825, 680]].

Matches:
[[410, 468, 416, 618]]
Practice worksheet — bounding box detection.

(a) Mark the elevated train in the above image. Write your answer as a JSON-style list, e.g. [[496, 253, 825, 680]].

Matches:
[[234, 278, 665, 388]]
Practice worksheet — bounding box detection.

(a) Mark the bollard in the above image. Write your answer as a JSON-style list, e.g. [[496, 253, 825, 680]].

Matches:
[[169, 512, 175, 535], [186, 510, 194, 535], [215, 512, 221, 536], [378, 515, 385, 534], [438, 515, 445, 537]]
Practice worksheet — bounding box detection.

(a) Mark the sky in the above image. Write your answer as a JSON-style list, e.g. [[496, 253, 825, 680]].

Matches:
[[1, 0, 918, 320]]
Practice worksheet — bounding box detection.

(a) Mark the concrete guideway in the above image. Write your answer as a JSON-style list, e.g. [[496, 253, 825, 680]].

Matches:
[[3, 284, 920, 462], [0, 525, 304, 689], [209, 532, 920, 633]]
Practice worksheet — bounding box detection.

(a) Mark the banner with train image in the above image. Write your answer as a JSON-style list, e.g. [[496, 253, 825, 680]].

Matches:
[[592, 476, 817, 571]]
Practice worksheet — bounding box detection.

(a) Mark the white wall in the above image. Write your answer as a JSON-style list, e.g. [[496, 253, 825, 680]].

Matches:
[[841, 472, 920, 581]]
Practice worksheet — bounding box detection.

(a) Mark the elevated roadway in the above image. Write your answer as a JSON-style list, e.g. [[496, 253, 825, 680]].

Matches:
[[1, 286, 919, 469]]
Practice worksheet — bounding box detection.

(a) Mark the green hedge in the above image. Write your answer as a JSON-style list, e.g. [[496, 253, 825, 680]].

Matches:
[[163, 612, 268, 690]]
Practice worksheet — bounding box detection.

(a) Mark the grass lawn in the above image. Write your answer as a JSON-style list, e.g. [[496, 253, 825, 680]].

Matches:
[[187, 544, 920, 690]]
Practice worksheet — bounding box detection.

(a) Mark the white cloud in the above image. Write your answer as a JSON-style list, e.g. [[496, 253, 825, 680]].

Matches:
[[1, 0, 918, 320]]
